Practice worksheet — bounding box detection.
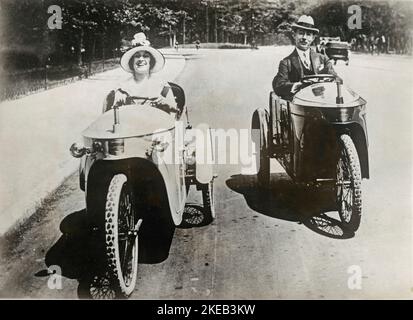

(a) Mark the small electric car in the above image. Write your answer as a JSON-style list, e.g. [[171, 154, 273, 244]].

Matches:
[[252, 75, 369, 233], [70, 83, 215, 298]]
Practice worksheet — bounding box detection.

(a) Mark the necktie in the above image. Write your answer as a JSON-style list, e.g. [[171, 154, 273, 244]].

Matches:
[[303, 52, 310, 69]]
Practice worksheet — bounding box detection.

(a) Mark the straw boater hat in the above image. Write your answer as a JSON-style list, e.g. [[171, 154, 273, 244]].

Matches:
[[291, 15, 319, 34], [120, 32, 165, 73]]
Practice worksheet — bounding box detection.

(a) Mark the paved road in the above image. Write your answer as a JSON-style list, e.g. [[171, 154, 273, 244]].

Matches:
[[0, 47, 412, 299]]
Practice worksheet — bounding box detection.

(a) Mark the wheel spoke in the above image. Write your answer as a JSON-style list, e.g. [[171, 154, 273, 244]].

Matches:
[[130, 209, 135, 230], [88, 273, 116, 300], [121, 240, 129, 274], [122, 194, 130, 229], [118, 233, 128, 241], [122, 238, 136, 284]]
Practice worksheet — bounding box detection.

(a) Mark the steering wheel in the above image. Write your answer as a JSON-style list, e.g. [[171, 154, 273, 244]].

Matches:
[[127, 95, 179, 114], [301, 74, 341, 85], [126, 96, 157, 105]]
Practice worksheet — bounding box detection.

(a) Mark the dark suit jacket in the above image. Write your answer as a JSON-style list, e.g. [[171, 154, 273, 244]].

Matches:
[[272, 48, 338, 100]]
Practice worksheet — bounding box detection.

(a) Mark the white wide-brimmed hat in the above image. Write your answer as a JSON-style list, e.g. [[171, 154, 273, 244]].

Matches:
[[291, 15, 319, 34], [120, 33, 165, 73]]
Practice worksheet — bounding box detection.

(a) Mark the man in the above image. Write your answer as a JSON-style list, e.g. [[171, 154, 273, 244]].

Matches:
[[273, 15, 339, 100]]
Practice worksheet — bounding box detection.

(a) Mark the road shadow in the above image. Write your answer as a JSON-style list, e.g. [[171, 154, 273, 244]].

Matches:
[[226, 174, 355, 239], [40, 210, 94, 280], [39, 207, 175, 299]]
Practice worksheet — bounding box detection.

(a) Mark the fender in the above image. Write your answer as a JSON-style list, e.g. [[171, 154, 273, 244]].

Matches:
[[333, 122, 369, 179], [84, 157, 184, 226], [194, 124, 214, 184]]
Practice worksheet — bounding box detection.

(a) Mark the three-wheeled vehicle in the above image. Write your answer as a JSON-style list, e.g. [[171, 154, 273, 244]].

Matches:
[[252, 75, 369, 232], [324, 41, 350, 65], [70, 83, 215, 298]]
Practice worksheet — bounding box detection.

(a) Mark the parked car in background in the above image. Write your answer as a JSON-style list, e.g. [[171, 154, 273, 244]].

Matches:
[[324, 41, 351, 65]]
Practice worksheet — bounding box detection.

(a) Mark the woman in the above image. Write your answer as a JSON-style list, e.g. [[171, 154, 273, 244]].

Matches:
[[103, 33, 178, 115]]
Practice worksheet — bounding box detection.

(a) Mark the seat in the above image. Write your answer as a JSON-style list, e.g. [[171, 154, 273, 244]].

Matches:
[[168, 82, 185, 114]]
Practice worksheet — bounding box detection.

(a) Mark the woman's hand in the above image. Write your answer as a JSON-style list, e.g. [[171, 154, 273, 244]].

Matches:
[[151, 96, 179, 113], [151, 96, 168, 107], [114, 89, 129, 107]]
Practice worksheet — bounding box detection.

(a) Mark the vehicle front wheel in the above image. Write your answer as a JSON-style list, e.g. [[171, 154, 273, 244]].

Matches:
[[105, 174, 141, 298], [336, 134, 362, 231]]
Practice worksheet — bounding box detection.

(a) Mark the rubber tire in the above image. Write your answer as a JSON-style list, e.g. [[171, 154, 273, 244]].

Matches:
[[252, 109, 270, 189], [336, 134, 362, 231], [105, 174, 139, 298]]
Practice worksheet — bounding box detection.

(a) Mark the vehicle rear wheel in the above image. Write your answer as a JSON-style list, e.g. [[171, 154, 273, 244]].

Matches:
[[78, 272, 116, 300], [336, 134, 362, 231], [201, 179, 215, 223], [105, 174, 141, 298], [252, 109, 270, 189]]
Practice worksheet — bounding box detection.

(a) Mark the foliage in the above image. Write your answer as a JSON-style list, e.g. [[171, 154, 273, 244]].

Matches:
[[1, 0, 412, 72]]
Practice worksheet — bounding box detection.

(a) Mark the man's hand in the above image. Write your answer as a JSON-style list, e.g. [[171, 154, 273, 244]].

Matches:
[[335, 76, 344, 84], [114, 89, 129, 107], [291, 82, 303, 94]]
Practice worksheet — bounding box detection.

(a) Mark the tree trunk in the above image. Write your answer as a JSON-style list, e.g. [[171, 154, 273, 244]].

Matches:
[[169, 25, 173, 48], [183, 15, 186, 45], [206, 5, 209, 43], [214, 9, 218, 43], [77, 29, 84, 66], [92, 37, 96, 60], [89, 36, 96, 74], [102, 34, 105, 70]]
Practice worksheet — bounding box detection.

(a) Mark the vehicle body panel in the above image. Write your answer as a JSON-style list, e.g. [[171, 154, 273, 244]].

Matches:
[[79, 104, 188, 226], [270, 81, 369, 183]]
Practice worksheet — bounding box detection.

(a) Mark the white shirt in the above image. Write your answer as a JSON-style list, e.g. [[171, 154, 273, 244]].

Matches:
[[296, 48, 311, 70], [291, 48, 311, 94], [120, 76, 166, 98]]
